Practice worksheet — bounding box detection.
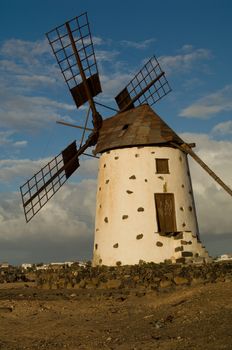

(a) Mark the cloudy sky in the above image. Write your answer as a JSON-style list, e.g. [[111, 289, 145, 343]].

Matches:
[[0, 0, 232, 264]]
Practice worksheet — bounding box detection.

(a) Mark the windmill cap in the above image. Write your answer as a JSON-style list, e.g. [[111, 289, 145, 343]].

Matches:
[[94, 104, 184, 154]]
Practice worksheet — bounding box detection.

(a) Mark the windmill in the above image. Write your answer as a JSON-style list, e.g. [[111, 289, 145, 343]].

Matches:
[[20, 12, 232, 266]]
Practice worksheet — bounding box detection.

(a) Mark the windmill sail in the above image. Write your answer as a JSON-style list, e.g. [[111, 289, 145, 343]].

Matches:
[[115, 55, 171, 111], [20, 141, 79, 222], [46, 12, 102, 109]]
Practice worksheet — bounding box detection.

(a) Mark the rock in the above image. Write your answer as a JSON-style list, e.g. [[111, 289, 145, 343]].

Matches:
[[182, 251, 193, 257], [104, 279, 122, 289], [78, 280, 86, 289], [191, 277, 205, 285], [135, 291, 146, 297], [175, 246, 183, 252], [174, 276, 189, 285], [159, 279, 173, 288], [0, 306, 13, 313]]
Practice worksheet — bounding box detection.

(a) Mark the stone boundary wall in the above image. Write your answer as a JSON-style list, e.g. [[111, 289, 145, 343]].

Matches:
[[35, 261, 232, 290], [1, 262, 232, 290]]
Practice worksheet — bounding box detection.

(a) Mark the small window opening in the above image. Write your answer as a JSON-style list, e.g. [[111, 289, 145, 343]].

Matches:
[[122, 124, 129, 130], [156, 158, 169, 174]]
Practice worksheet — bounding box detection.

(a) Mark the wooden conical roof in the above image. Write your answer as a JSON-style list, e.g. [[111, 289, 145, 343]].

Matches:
[[94, 104, 184, 154]]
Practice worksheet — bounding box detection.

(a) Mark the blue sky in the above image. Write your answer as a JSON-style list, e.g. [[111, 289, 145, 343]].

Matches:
[[0, 0, 232, 264]]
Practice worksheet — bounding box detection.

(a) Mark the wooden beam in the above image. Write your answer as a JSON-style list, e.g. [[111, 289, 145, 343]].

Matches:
[[56, 120, 93, 132]]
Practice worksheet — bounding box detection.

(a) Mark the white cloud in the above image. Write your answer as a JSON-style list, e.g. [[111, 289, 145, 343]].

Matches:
[[0, 90, 75, 130], [100, 71, 133, 98], [120, 38, 156, 49], [0, 180, 97, 263], [179, 85, 232, 118], [0, 155, 98, 184], [95, 49, 119, 62], [0, 130, 27, 148], [92, 36, 104, 46], [159, 46, 211, 75], [0, 158, 48, 183], [0, 38, 75, 131], [0, 154, 98, 263], [18, 74, 56, 86], [0, 38, 50, 65], [212, 120, 232, 136]]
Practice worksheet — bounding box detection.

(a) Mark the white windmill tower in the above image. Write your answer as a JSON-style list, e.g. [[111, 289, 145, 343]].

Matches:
[[20, 13, 232, 266]]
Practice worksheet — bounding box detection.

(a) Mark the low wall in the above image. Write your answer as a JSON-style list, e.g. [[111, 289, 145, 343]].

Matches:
[[35, 261, 232, 290]]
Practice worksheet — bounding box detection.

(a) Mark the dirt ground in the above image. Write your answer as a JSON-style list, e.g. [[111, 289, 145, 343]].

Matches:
[[0, 281, 231, 350]]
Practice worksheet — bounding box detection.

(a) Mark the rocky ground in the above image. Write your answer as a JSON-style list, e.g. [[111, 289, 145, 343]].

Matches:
[[0, 262, 232, 350]]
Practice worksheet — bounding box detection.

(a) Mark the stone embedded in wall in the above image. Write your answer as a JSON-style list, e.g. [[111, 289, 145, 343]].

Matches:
[[156, 241, 163, 247], [160, 279, 172, 288], [122, 215, 129, 220], [129, 175, 136, 179], [104, 217, 108, 223], [182, 251, 193, 257], [126, 190, 133, 194], [174, 276, 189, 285], [175, 246, 183, 252], [181, 240, 188, 245], [174, 232, 183, 240], [137, 207, 144, 212], [105, 179, 110, 184], [136, 234, 143, 240], [113, 243, 119, 248]]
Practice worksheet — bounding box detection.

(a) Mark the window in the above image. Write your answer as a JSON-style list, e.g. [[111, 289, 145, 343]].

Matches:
[[156, 158, 169, 174]]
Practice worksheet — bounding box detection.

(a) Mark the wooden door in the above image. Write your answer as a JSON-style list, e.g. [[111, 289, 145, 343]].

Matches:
[[155, 193, 177, 233]]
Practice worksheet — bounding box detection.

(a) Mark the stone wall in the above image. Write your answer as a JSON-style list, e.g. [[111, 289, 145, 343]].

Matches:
[[35, 261, 232, 290]]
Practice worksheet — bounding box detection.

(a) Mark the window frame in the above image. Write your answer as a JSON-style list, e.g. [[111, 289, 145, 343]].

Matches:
[[155, 158, 170, 174]]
